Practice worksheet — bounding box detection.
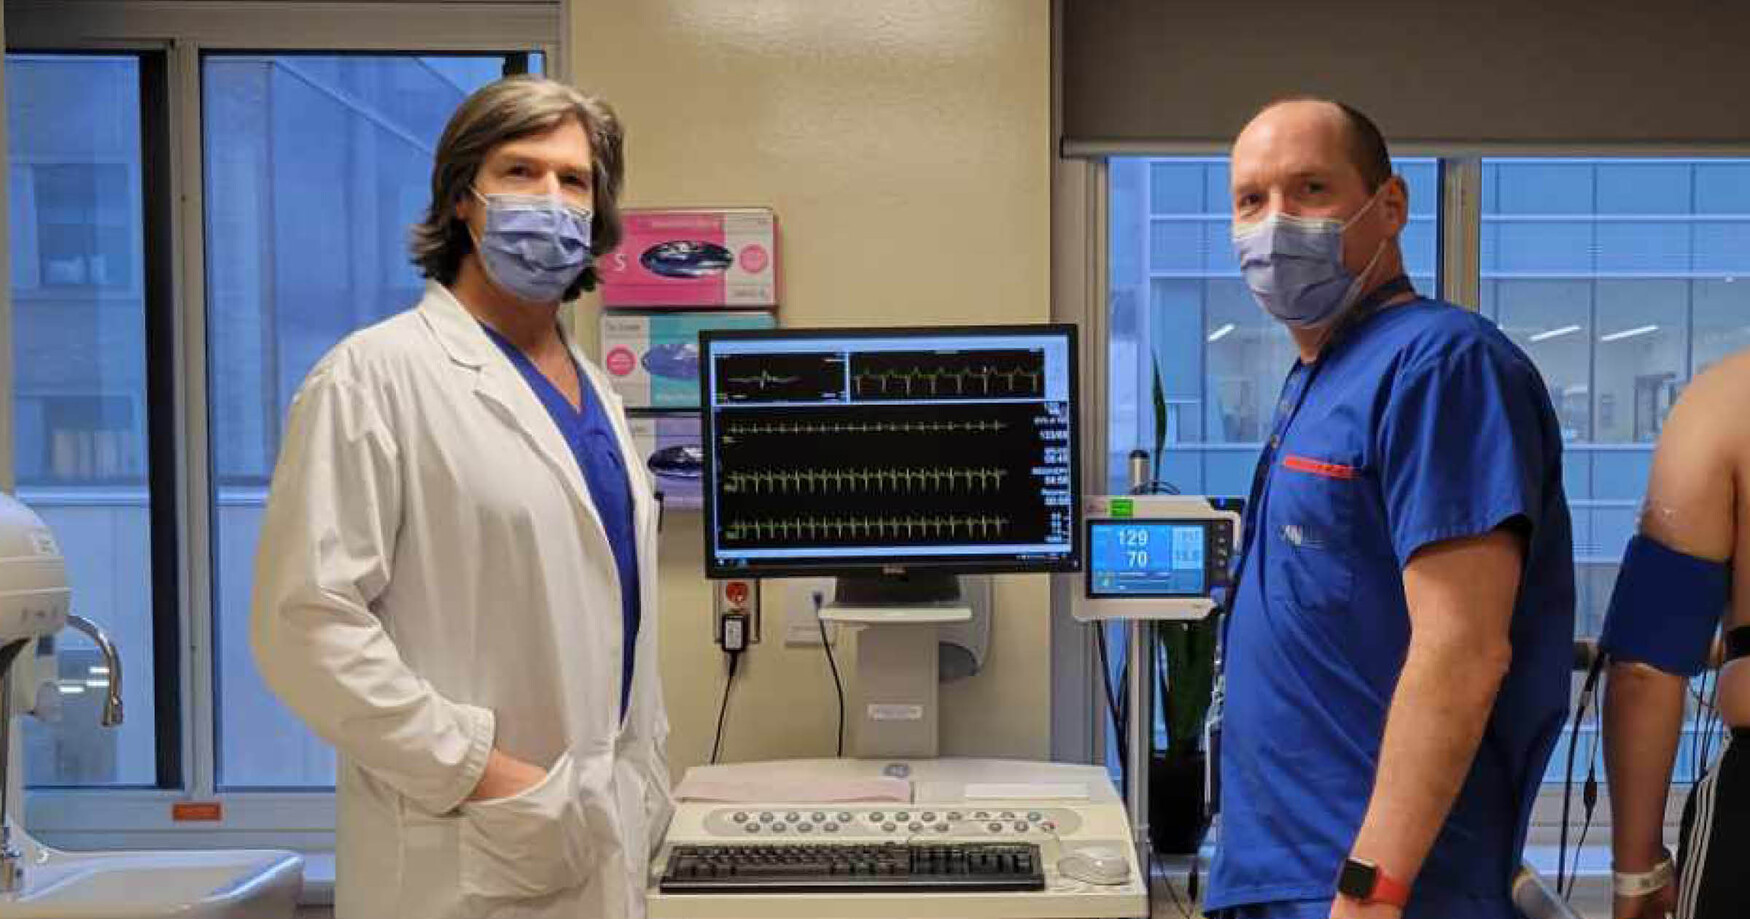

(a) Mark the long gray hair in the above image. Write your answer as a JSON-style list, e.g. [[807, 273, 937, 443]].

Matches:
[[410, 75, 625, 297]]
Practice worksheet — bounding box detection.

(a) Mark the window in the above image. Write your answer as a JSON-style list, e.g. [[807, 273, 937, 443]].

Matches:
[[205, 53, 536, 791], [1480, 158, 1750, 783], [9, 50, 536, 796], [32, 165, 136, 290], [8, 54, 161, 787], [1106, 157, 1439, 496], [5, 3, 559, 849]]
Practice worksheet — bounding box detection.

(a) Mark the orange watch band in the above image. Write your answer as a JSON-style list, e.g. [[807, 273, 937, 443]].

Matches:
[[1370, 868, 1411, 908]]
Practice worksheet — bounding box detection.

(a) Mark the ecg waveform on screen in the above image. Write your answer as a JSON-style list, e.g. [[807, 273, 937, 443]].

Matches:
[[723, 371, 802, 390], [716, 352, 846, 403], [724, 513, 1013, 543], [850, 348, 1047, 401], [850, 365, 1042, 399], [723, 418, 1009, 437], [708, 399, 1073, 551], [724, 466, 1008, 496]]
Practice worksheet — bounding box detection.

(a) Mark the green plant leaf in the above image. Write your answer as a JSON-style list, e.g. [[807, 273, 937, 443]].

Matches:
[[1157, 617, 1218, 755], [1150, 353, 1168, 483]]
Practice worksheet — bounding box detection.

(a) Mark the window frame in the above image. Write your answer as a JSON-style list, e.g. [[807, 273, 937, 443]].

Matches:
[[4, 47, 184, 795], [1058, 150, 1750, 841], [6, 0, 564, 851]]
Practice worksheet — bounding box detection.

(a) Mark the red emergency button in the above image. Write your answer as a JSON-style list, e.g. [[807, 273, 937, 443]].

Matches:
[[726, 581, 749, 605]]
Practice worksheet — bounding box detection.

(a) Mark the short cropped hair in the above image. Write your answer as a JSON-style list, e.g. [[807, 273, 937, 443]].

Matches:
[[1255, 95, 1393, 190]]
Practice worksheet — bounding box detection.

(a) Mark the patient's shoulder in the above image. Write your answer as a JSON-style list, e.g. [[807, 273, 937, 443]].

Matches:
[[1672, 349, 1750, 461]]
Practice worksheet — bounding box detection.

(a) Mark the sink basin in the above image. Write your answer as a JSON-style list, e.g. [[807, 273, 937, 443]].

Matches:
[[0, 849, 302, 918]]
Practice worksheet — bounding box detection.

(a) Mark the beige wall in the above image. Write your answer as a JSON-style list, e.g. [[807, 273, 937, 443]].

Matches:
[[571, 0, 1054, 775]]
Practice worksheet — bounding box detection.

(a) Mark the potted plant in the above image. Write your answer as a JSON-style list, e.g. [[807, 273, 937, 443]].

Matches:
[[1143, 355, 1217, 854], [1151, 616, 1217, 853]]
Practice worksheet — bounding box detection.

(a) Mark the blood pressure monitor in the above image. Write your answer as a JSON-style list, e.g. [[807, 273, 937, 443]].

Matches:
[[1072, 495, 1242, 622]]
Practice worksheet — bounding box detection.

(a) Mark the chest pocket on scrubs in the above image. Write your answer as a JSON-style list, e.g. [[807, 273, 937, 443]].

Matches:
[[1265, 452, 1361, 616]]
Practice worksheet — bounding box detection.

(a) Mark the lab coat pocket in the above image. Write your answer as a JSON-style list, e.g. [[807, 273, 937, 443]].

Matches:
[[457, 751, 591, 901]]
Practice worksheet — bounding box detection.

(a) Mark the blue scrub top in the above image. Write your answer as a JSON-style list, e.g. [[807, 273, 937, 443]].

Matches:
[[1206, 296, 1575, 915], [482, 324, 642, 721]]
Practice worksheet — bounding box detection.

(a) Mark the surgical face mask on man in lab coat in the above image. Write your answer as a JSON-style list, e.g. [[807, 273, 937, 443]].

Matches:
[[469, 188, 594, 305]]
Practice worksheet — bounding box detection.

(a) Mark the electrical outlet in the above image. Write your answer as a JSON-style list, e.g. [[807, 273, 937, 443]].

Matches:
[[713, 578, 760, 645], [777, 577, 840, 647]]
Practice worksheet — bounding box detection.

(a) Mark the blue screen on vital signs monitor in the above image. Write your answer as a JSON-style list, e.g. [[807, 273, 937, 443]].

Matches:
[[1088, 521, 1206, 596]]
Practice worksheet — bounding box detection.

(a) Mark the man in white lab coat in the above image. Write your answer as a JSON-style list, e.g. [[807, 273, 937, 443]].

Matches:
[[251, 75, 670, 919]]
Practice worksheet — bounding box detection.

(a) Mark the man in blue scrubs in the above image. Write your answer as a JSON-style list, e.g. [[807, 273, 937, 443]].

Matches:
[[1205, 98, 1575, 919]]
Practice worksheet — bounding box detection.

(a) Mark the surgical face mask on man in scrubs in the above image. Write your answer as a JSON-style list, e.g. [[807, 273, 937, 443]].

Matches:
[[1232, 185, 1389, 328], [1227, 104, 1411, 346]]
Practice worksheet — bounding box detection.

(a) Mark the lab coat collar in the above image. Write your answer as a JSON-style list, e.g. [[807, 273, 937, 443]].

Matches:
[[416, 280, 501, 370], [415, 285, 628, 431], [416, 281, 611, 558]]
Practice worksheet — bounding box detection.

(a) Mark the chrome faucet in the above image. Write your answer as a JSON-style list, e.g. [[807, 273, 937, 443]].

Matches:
[[0, 616, 125, 894], [64, 615, 123, 727]]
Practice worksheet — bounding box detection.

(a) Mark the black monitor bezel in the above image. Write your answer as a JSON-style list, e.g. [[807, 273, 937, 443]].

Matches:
[[698, 323, 1081, 580]]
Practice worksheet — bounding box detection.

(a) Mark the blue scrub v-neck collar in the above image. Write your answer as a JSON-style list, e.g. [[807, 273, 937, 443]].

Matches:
[[478, 322, 590, 421]]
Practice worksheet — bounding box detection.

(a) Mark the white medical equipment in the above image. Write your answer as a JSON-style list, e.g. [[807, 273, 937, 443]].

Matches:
[[0, 494, 71, 645], [1511, 864, 1585, 919], [649, 757, 1147, 918], [0, 493, 303, 912], [1066, 489, 1242, 889], [1073, 495, 1241, 623], [818, 575, 990, 759], [684, 326, 1148, 916]]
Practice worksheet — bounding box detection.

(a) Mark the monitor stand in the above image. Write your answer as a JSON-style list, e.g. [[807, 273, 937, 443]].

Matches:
[[820, 573, 973, 760]]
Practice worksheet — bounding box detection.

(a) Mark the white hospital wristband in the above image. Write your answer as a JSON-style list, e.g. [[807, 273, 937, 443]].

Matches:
[[1612, 855, 1674, 898]]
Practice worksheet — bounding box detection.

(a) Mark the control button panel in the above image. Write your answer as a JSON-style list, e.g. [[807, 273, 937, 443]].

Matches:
[[702, 806, 1083, 838]]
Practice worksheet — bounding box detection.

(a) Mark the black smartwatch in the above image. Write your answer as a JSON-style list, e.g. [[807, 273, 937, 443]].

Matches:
[[1337, 856, 1410, 907]]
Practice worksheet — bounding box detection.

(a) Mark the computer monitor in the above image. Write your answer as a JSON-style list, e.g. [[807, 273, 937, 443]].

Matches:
[[699, 324, 1080, 583]]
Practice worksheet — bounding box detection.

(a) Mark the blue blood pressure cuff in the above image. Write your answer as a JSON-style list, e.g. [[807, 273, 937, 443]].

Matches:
[[1599, 535, 1730, 677]]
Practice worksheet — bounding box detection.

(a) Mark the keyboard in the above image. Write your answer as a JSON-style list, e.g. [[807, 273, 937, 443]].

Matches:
[[658, 842, 1046, 894]]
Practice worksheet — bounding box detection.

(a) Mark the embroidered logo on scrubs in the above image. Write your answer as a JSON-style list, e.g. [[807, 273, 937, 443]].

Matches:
[[1282, 454, 1357, 479], [1278, 522, 1331, 549]]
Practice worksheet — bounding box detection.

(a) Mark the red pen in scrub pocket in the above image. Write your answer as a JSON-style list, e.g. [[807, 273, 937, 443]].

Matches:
[[1282, 455, 1357, 480]]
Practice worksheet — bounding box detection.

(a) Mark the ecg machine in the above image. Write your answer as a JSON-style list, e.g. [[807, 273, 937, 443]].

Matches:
[[655, 325, 1145, 917], [649, 758, 1148, 919]]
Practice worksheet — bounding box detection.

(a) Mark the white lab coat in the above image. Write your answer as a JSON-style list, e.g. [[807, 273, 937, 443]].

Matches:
[[251, 281, 671, 919]]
